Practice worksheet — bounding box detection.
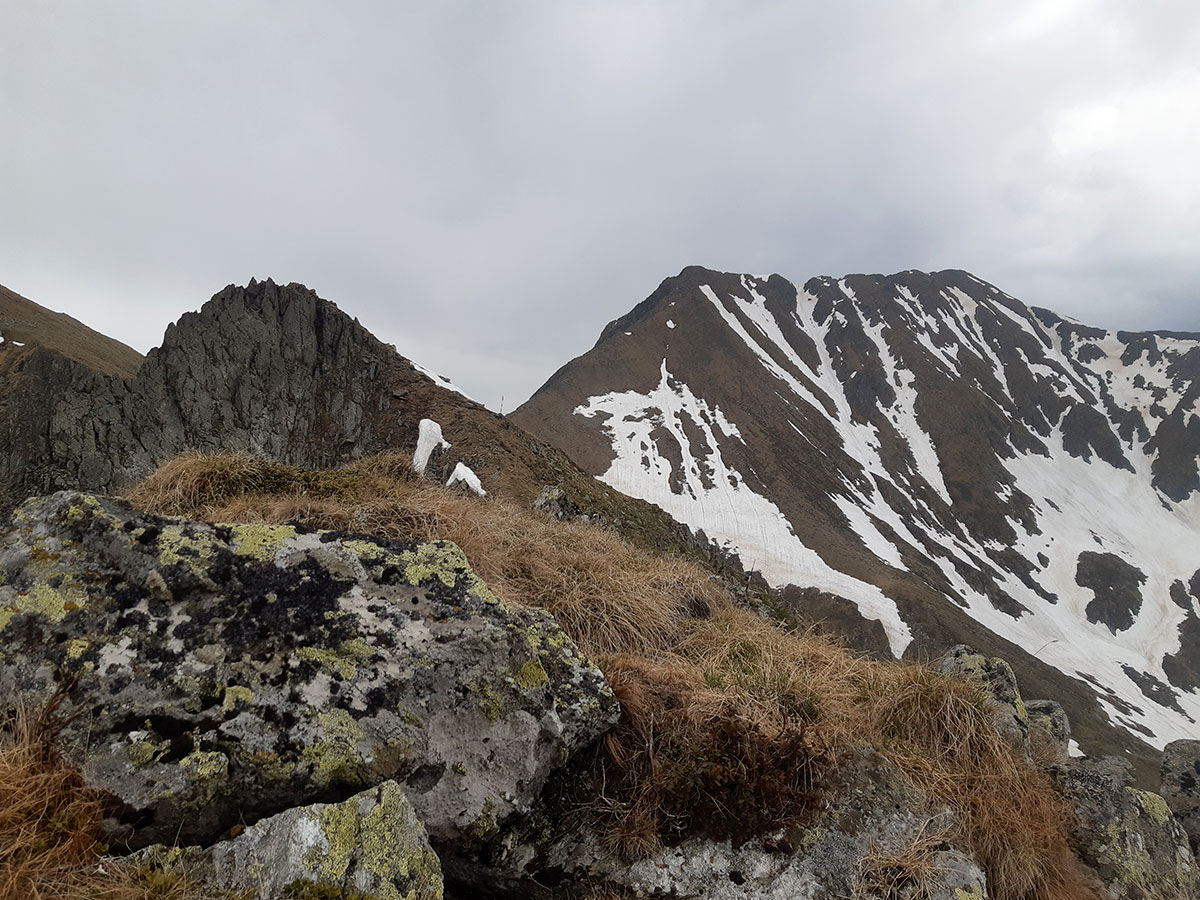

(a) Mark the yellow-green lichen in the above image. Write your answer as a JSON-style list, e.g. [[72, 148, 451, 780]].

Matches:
[[66, 638, 89, 659], [229, 524, 298, 561], [954, 884, 985, 900], [515, 659, 549, 691], [298, 641, 373, 680], [181, 750, 229, 780], [1132, 788, 1172, 827], [303, 709, 369, 789], [0, 581, 90, 630], [358, 782, 442, 900], [313, 801, 358, 882], [473, 682, 507, 721], [223, 685, 254, 711], [128, 739, 168, 768], [466, 798, 499, 843], [157, 525, 221, 572]]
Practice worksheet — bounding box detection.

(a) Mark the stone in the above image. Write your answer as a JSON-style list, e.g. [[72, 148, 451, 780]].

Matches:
[[935, 646, 1030, 758], [136, 781, 442, 900], [454, 748, 986, 900], [1026, 699, 1071, 761], [1162, 739, 1200, 855], [0, 492, 618, 849], [1050, 755, 1200, 899]]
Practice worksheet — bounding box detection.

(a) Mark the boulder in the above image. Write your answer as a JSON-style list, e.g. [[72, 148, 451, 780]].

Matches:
[[1050, 755, 1199, 899], [137, 780, 442, 900], [935, 646, 1029, 758], [1026, 699, 1072, 761], [0, 492, 617, 849], [1162, 739, 1200, 855]]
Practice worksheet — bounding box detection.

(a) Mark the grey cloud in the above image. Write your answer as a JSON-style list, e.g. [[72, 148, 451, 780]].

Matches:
[[2, 1, 1198, 409]]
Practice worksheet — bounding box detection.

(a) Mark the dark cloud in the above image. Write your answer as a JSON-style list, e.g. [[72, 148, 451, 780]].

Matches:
[[2, 1, 1198, 409]]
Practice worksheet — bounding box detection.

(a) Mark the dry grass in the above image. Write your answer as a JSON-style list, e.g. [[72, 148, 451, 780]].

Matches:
[[122, 453, 1104, 900], [127, 451, 726, 656], [0, 701, 209, 900]]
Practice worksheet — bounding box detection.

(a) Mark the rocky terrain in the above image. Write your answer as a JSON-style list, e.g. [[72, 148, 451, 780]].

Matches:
[[0, 274, 1198, 898], [513, 266, 1200, 778]]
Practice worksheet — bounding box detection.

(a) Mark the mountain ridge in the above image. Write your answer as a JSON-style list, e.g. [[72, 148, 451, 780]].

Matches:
[[512, 264, 1200, 772]]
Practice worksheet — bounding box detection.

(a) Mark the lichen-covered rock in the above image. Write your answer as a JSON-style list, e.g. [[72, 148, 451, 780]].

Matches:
[[1162, 739, 1200, 856], [936, 646, 1030, 758], [453, 748, 986, 900], [137, 781, 442, 900], [1026, 699, 1072, 761], [1050, 755, 1199, 899], [0, 492, 617, 848]]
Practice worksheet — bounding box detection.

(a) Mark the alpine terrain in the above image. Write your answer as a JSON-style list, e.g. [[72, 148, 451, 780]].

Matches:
[[513, 266, 1200, 754]]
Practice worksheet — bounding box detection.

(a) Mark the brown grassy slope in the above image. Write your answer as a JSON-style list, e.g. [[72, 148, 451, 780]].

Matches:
[[0, 284, 144, 379], [125, 452, 1104, 900]]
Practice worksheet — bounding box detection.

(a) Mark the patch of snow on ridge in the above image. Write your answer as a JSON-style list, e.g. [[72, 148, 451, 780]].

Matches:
[[447, 462, 486, 496], [413, 418, 449, 475], [574, 359, 913, 657], [410, 360, 478, 403]]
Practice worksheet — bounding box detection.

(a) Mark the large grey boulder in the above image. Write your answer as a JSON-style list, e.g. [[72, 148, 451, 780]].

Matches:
[[1050, 755, 1199, 899], [138, 781, 442, 900], [1162, 739, 1200, 855], [0, 492, 617, 849]]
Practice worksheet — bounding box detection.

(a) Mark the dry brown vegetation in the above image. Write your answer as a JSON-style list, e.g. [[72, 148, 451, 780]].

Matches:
[[4, 451, 1104, 899], [0, 700, 207, 900]]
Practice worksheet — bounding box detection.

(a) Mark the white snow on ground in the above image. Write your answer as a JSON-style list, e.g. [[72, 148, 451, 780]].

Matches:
[[410, 360, 478, 402], [413, 418, 449, 475], [577, 276, 1200, 747], [575, 358, 913, 657], [1068, 739, 1084, 758], [447, 462, 486, 496], [666, 319, 676, 329]]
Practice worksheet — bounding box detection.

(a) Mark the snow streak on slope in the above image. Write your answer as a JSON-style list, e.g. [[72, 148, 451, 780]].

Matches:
[[575, 359, 913, 656], [569, 271, 1200, 747]]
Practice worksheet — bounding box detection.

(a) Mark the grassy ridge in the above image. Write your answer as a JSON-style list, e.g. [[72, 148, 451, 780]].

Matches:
[[1, 452, 1105, 898]]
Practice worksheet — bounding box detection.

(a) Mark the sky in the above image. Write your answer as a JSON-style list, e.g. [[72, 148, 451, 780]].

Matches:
[[2, 1, 1199, 411]]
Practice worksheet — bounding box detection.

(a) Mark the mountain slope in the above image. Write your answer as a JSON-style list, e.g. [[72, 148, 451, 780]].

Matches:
[[513, 266, 1200, 762], [0, 283, 144, 378], [0, 278, 724, 573]]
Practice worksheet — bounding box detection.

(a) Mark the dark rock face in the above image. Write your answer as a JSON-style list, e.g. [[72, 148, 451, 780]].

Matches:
[[0, 492, 617, 848], [1077, 551, 1146, 634], [512, 265, 1200, 770], [1162, 740, 1200, 855]]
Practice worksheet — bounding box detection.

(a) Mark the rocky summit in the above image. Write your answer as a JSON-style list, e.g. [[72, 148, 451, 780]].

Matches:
[[513, 266, 1200, 775]]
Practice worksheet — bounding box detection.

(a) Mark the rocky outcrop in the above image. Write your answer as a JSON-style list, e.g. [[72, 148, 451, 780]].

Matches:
[[0, 492, 616, 849], [451, 748, 986, 900], [137, 781, 442, 900], [936, 646, 1031, 758], [1162, 740, 1200, 855], [1051, 755, 1199, 899]]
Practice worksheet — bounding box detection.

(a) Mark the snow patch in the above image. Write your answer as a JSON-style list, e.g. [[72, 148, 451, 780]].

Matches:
[[410, 360, 477, 402], [413, 418, 449, 475], [447, 462, 486, 496]]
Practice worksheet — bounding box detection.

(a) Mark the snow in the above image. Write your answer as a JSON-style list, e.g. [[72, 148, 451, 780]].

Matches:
[[575, 358, 913, 657], [409, 360, 477, 403], [447, 462, 486, 496], [666, 319, 676, 329], [413, 418, 449, 475], [1067, 739, 1084, 758]]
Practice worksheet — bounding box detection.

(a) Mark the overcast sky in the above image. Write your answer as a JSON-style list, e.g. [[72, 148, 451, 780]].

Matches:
[[3, 1, 1199, 410]]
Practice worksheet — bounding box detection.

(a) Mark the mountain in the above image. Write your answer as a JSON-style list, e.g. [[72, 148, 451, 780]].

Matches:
[[512, 266, 1200, 764], [0, 283, 144, 377], [0, 277, 728, 568]]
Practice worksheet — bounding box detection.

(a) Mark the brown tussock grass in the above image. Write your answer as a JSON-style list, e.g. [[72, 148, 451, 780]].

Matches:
[[0, 702, 207, 900], [126, 451, 726, 656], [122, 453, 1103, 900]]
